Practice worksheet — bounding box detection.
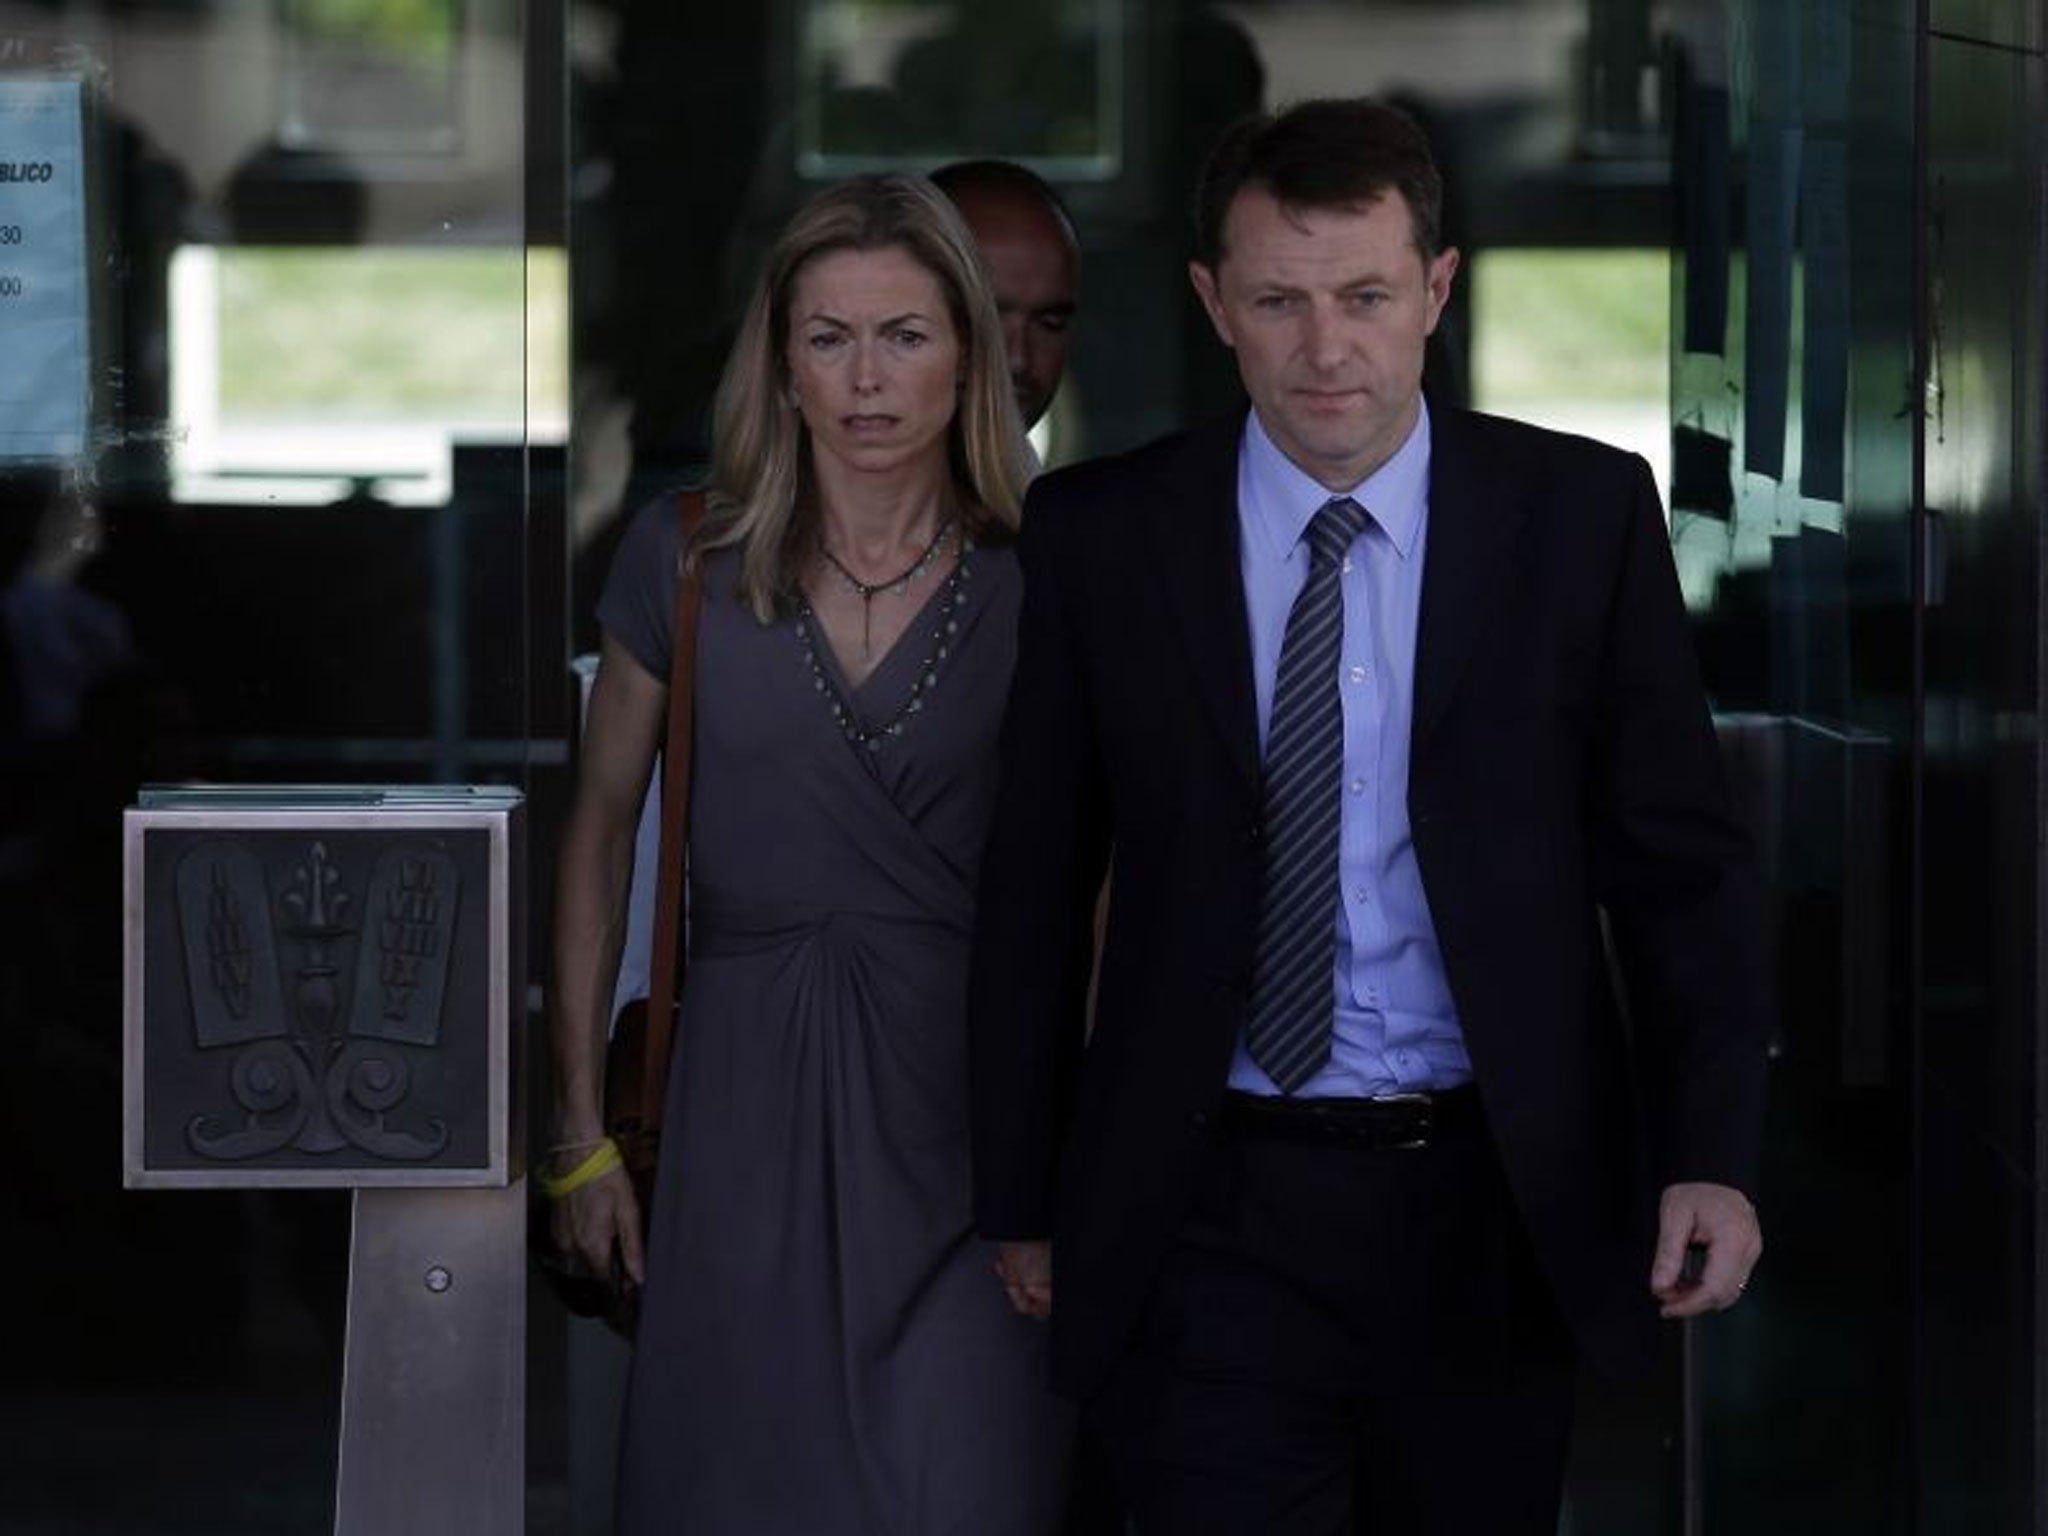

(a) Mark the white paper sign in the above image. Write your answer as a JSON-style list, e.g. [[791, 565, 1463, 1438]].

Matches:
[[0, 78, 88, 459]]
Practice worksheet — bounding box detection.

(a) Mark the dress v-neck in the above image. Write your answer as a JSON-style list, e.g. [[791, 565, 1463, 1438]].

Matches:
[[808, 551, 965, 710]]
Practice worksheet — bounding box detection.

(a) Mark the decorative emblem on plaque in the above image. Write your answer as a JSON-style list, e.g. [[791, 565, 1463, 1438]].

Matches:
[[350, 849, 459, 1046], [175, 842, 288, 1048], [175, 839, 456, 1162]]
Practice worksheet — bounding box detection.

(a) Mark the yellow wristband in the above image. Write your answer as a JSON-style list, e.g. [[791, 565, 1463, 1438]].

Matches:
[[539, 1137, 622, 1201]]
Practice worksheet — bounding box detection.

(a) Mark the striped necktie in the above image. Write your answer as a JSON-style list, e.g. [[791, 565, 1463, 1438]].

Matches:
[[1245, 495, 1370, 1093]]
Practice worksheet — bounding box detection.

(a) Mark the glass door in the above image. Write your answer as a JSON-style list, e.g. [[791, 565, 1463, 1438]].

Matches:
[[0, 0, 547, 1526]]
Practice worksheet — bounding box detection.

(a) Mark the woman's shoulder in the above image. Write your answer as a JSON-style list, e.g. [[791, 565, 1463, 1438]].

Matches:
[[967, 533, 1018, 571], [618, 495, 692, 581], [963, 514, 1018, 569], [616, 485, 748, 589], [595, 489, 696, 679], [964, 534, 1021, 628]]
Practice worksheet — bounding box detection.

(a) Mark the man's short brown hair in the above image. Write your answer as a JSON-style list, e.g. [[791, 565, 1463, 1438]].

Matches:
[[1193, 97, 1444, 267]]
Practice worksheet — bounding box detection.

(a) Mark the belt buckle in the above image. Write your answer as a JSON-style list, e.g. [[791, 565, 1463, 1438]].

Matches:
[[1374, 1091, 1433, 1151]]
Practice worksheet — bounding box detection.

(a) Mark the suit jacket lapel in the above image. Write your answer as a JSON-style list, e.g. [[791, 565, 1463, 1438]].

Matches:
[[1414, 407, 1527, 755], [1151, 415, 1261, 792]]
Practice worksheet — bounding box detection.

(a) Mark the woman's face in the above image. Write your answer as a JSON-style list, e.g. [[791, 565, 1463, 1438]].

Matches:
[[785, 244, 963, 485]]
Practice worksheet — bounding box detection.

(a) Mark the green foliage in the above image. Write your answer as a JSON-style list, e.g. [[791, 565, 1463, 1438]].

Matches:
[[291, 0, 455, 57], [216, 248, 566, 419], [1472, 249, 1670, 408]]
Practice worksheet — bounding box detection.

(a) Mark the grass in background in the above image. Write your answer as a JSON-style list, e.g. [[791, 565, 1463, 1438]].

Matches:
[[1472, 247, 1668, 410], [1471, 246, 1670, 493], [215, 247, 567, 422]]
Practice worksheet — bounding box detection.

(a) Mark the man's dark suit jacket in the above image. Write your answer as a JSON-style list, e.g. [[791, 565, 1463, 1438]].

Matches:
[[968, 405, 1771, 1401]]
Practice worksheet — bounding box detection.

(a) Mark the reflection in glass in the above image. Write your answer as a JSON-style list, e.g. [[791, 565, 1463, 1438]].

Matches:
[[794, 0, 1122, 178], [1472, 247, 1671, 502], [166, 245, 564, 504], [280, 0, 463, 152]]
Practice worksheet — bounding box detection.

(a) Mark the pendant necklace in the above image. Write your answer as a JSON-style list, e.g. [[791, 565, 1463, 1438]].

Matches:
[[795, 539, 975, 752], [817, 518, 956, 660]]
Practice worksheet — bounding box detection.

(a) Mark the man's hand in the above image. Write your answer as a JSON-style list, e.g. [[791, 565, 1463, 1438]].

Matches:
[[994, 1240, 1054, 1319], [1650, 1181, 1760, 1318], [551, 1163, 646, 1292]]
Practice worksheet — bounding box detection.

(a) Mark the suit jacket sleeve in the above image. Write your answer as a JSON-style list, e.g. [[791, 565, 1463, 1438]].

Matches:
[[969, 486, 1111, 1240], [1592, 457, 1770, 1197]]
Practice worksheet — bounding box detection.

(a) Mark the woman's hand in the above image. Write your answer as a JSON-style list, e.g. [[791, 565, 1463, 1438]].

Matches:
[[547, 636, 666, 1295], [994, 1239, 1053, 1319], [550, 1155, 646, 1291]]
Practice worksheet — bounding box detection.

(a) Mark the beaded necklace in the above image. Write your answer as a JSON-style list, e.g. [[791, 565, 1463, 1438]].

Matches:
[[815, 519, 956, 661], [795, 541, 974, 751]]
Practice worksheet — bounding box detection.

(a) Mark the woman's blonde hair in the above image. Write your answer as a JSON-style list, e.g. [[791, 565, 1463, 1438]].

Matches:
[[701, 173, 1032, 620]]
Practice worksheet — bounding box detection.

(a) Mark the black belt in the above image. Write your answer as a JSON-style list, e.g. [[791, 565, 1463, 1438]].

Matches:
[[1218, 1085, 1482, 1151]]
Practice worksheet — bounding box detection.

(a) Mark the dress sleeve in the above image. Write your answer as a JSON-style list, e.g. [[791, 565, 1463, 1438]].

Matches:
[[594, 493, 682, 682]]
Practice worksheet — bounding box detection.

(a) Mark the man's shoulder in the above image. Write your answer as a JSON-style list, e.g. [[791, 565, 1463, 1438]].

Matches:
[[1025, 415, 1241, 527], [1437, 405, 1649, 486]]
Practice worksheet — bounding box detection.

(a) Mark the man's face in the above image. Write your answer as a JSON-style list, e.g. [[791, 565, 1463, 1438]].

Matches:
[[953, 188, 1079, 430], [1190, 187, 1457, 491]]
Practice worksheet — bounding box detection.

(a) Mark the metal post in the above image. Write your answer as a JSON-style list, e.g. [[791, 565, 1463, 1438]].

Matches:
[[334, 1182, 528, 1536]]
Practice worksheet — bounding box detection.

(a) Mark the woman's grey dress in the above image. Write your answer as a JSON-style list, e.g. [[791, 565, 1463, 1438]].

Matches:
[[597, 500, 1070, 1535]]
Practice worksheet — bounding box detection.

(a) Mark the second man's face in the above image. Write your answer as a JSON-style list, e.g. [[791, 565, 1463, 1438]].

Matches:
[[954, 191, 1079, 431], [1190, 186, 1458, 493]]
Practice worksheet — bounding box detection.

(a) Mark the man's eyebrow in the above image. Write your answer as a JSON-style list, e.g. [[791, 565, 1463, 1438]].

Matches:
[[1242, 272, 1395, 295]]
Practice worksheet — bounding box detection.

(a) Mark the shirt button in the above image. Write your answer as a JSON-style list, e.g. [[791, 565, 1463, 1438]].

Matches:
[[1341, 557, 1353, 574], [1348, 665, 1368, 685], [1349, 777, 1366, 796], [1353, 886, 1369, 903]]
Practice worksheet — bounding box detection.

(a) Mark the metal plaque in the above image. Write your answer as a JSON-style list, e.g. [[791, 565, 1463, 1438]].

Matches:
[[124, 788, 523, 1188]]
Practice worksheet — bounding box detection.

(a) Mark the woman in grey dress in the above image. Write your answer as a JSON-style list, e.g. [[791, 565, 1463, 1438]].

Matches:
[[547, 174, 1071, 1534]]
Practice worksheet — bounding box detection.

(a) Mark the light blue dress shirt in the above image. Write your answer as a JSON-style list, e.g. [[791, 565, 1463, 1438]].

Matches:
[[1225, 403, 1473, 1099]]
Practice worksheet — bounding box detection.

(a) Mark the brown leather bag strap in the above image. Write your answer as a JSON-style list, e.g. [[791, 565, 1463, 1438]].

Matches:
[[640, 488, 708, 1133]]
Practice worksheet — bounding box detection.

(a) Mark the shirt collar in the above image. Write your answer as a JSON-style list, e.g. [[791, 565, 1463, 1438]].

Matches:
[[1240, 399, 1431, 566]]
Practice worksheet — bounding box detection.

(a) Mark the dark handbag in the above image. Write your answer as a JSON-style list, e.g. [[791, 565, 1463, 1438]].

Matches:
[[542, 488, 707, 1333]]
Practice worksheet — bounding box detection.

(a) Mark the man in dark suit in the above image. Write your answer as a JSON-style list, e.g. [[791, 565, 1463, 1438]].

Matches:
[[969, 98, 1768, 1533]]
